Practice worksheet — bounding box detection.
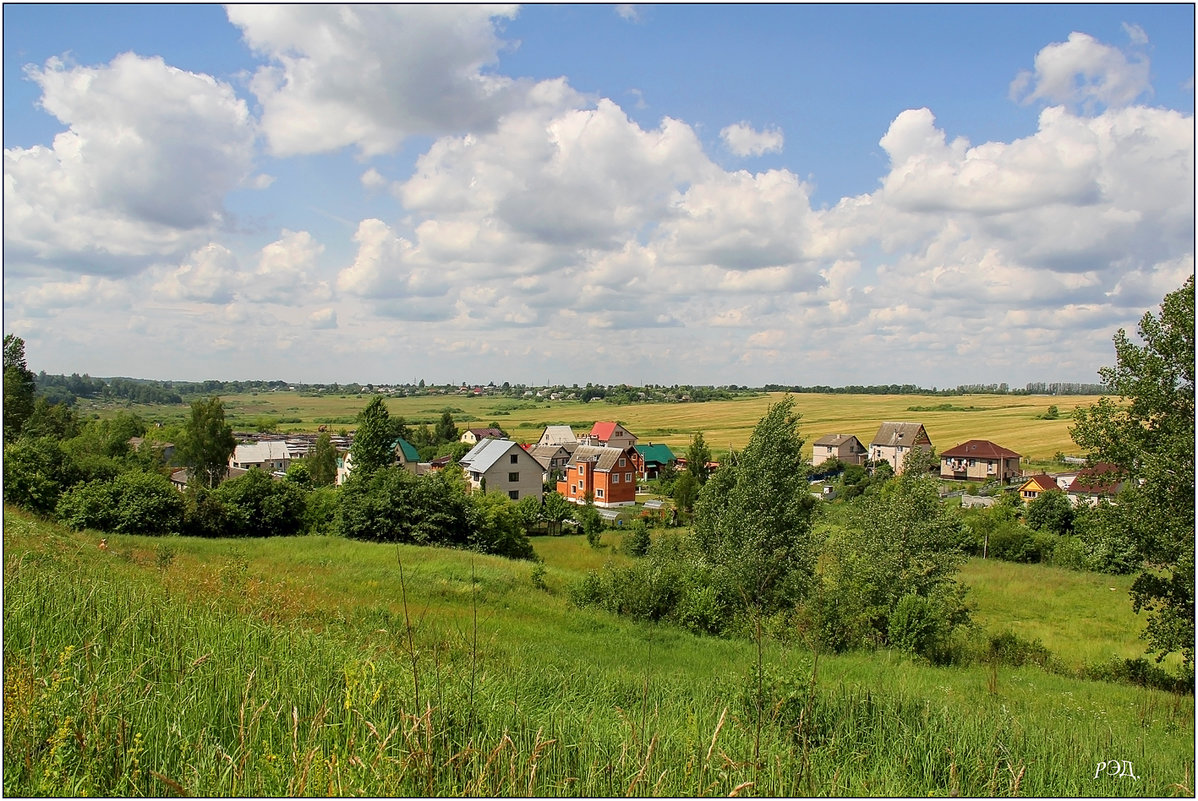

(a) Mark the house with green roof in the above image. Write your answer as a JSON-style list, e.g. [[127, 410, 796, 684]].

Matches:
[[634, 443, 676, 480], [336, 436, 424, 484]]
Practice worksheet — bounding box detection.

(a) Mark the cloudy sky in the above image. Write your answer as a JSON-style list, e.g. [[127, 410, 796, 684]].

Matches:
[[4, 4, 1193, 387]]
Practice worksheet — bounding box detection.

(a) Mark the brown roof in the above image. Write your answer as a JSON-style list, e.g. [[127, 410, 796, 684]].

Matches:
[[940, 439, 1021, 459], [1019, 474, 1058, 492], [527, 444, 570, 469], [813, 434, 865, 448], [870, 422, 932, 448], [567, 444, 636, 472], [1067, 462, 1125, 496]]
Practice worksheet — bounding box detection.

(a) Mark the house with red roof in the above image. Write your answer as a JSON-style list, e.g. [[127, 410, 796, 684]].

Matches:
[[939, 439, 1022, 483], [1066, 462, 1126, 507], [581, 421, 638, 450]]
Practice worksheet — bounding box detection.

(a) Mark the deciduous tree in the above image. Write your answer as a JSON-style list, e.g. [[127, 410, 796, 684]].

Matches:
[[308, 431, 338, 486], [692, 396, 818, 612], [179, 397, 236, 490], [1071, 276, 1195, 673], [349, 396, 396, 477], [3, 334, 36, 441], [685, 432, 712, 484]]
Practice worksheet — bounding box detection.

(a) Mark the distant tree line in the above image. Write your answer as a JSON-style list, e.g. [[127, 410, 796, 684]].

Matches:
[[762, 382, 1107, 396]]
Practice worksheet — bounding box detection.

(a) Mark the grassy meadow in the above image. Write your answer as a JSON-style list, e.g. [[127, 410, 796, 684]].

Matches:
[[97, 390, 1102, 463], [4, 506, 1192, 797]]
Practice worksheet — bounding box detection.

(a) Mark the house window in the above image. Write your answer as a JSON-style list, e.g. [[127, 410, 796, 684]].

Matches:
[[510, 454, 519, 464], [579, 464, 586, 475], [508, 472, 519, 482], [612, 473, 619, 484], [570, 485, 577, 495], [626, 473, 633, 483], [619, 458, 626, 467], [508, 490, 519, 500], [596, 489, 604, 498]]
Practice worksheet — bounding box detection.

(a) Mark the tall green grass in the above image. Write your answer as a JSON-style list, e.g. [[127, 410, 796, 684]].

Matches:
[[4, 508, 1192, 797]]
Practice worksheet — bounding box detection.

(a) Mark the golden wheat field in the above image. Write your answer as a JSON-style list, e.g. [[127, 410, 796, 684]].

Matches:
[[177, 390, 1103, 463]]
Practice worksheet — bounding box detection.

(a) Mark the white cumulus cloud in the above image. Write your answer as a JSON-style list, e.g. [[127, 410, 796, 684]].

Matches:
[[227, 4, 526, 157], [720, 122, 784, 157], [1010, 31, 1151, 110], [4, 53, 255, 276]]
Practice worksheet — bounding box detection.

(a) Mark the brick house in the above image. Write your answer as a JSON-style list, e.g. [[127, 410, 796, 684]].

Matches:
[[557, 445, 638, 507]]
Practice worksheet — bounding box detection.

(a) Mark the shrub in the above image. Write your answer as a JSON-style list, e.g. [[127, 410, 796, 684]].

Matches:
[[622, 518, 651, 557], [467, 492, 537, 561], [57, 470, 183, 536], [212, 468, 307, 538], [3, 436, 81, 514], [986, 629, 1054, 669]]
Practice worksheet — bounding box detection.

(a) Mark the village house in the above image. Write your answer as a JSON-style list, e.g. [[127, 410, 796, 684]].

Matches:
[[1066, 462, 1125, 507], [336, 437, 423, 485], [459, 438, 544, 502], [633, 443, 676, 480], [869, 422, 933, 474], [580, 421, 638, 449], [229, 440, 292, 473], [527, 443, 573, 482], [537, 425, 579, 452], [939, 439, 1022, 483], [1017, 474, 1059, 503], [460, 427, 507, 445], [812, 434, 867, 467], [557, 444, 638, 507]]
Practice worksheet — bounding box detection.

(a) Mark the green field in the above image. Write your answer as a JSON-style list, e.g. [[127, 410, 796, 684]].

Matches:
[[5, 507, 1192, 797], [95, 390, 1101, 463]]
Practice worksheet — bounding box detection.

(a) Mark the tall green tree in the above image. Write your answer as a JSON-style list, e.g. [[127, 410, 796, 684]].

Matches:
[[349, 396, 396, 477], [685, 432, 712, 484], [1071, 276, 1195, 674], [4, 334, 36, 441], [179, 397, 236, 490], [435, 410, 459, 444], [308, 431, 339, 486], [691, 396, 819, 612]]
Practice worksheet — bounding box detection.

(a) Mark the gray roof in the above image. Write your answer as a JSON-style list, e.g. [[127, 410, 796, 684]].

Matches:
[[527, 444, 570, 469], [459, 438, 528, 473], [870, 422, 931, 448], [566, 444, 635, 472], [813, 433, 864, 448], [231, 441, 291, 464], [538, 425, 578, 446]]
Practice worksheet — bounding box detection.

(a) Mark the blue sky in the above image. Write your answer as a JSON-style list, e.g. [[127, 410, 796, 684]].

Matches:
[[3, 4, 1194, 387]]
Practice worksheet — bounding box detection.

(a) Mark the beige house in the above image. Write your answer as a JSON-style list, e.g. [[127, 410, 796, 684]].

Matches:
[[459, 439, 544, 502], [812, 434, 867, 467], [528, 443, 572, 481], [580, 421, 638, 449], [869, 422, 933, 474], [939, 440, 1022, 483], [461, 427, 506, 445]]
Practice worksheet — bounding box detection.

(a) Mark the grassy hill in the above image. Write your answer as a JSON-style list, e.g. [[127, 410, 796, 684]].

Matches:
[[4, 507, 1192, 797]]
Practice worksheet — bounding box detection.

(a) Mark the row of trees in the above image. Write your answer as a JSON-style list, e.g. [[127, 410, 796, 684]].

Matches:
[[3, 356, 542, 562]]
